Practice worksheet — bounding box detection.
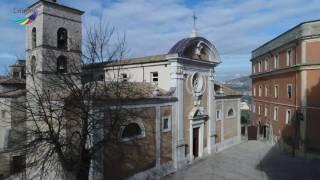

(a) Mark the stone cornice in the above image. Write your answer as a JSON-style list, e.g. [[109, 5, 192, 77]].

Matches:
[[171, 57, 219, 68], [26, 45, 82, 54], [42, 12, 82, 23], [251, 64, 320, 79]]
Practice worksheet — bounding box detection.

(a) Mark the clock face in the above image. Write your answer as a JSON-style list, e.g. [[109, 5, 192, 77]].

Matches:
[[191, 73, 203, 93]]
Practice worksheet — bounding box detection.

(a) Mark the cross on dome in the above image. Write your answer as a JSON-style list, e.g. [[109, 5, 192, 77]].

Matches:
[[191, 11, 200, 37]]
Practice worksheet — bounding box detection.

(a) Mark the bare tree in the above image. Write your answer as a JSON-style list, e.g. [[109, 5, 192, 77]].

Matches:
[[1, 20, 151, 180]]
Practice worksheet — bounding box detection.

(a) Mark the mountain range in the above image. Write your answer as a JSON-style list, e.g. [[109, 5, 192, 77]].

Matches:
[[223, 76, 252, 99]]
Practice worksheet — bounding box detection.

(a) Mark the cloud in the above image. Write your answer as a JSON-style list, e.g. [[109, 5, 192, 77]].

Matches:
[[216, 54, 251, 80], [1, 0, 320, 80]]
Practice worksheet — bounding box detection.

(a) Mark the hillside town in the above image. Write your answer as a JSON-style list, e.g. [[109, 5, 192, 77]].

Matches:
[[0, 0, 320, 180]]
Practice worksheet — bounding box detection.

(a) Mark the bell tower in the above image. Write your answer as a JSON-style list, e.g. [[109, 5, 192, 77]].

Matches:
[[25, 0, 84, 93]]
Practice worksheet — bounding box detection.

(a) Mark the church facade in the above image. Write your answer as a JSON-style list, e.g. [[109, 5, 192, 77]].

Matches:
[[87, 36, 242, 179], [0, 0, 242, 179]]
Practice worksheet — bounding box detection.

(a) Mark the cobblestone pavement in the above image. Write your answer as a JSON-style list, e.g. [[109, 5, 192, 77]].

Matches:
[[163, 141, 320, 180]]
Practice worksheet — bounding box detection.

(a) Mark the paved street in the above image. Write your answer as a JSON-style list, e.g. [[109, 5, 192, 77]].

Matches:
[[163, 141, 320, 180]]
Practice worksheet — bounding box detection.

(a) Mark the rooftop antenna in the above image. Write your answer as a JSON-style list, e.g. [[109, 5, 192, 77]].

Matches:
[[191, 11, 199, 37]]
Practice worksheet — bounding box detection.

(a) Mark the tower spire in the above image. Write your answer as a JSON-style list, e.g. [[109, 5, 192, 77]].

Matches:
[[191, 11, 199, 37]]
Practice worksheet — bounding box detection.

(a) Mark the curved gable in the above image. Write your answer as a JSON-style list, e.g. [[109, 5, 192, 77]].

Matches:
[[168, 37, 221, 63]]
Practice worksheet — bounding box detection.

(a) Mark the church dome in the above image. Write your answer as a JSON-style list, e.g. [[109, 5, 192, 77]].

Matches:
[[168, 36, 221, 63]]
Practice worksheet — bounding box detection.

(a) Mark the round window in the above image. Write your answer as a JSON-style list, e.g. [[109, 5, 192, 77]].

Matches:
[[191, 72, 204, 93]]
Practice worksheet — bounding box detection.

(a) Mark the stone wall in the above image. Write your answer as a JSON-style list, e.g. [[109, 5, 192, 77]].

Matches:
[[215, 98, 241, 152], [103, 107, 157, 179], [160, 106, 173, 164], [102, 104, 174, 179]]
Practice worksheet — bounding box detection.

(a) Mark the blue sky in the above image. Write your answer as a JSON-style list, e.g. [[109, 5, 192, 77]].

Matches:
[[0, 0, 320, 80]]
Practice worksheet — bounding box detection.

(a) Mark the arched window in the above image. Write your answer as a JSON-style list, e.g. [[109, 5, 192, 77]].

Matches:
[[57, 28, 68, 49], [122, 123, 142, 138], [30, 56, 36, 74], [120, 122, 145, 141], [227, 108, 235, 118], [57, 56, 67, 73], [32, 28, 36, 49]]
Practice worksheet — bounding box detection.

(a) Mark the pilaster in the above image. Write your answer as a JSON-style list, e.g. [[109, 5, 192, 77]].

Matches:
[[237, 99, 241, 141], [208, 69, 216, 154], [156, 105, 161, 167], [221, 101, 225, 142], [169, 60, 186, 169], [300, 70, 307, 152]]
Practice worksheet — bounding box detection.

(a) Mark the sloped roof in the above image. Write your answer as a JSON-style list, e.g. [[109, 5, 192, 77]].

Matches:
[[214, 81, 243, 96], [84, 54, 167, 69], [85, 36, 221, 70], [215, 95, 242, 99], [0, 89, 26, 98], [118, 54, 167, 65], [51, 82, 177, 105], [0, 75, 8, 80], [0, 78, 26, 85], [95, 82, 173, 99], [9, 60, 25, 67]]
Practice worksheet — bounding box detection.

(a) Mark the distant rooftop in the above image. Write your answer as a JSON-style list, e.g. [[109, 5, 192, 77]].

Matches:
[[10, 60, 25, 67], [215, 95, 242, 100], [0, 75, 8, 80], [0, 78, 26, 85]]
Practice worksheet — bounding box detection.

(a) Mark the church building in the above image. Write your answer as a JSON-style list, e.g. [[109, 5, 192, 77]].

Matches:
[[86, 35, 242, 179]]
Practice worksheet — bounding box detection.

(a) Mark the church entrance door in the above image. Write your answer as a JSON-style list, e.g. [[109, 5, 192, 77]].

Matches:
[[193, 127, 200, 158]]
